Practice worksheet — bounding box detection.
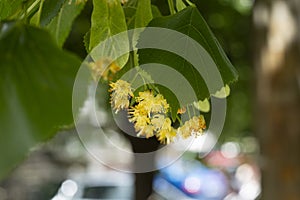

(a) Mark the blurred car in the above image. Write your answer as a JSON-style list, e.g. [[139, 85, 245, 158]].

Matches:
[[153, 159, 229, 200], [51, 171, 133, 200]]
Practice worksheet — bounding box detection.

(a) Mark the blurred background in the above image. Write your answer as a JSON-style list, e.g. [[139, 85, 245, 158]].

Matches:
[[1, 0, 299, 199]]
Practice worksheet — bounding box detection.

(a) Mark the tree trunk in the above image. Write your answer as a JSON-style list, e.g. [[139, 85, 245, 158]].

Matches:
[[253, 0, 300, 199], [118, 110, 160, 200], [126, 135, 160, 200]]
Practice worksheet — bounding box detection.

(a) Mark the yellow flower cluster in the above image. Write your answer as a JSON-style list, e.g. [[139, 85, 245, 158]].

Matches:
[[135, 91, 169, 115], [109, 80, 133, 113], [178, 115, 206, 138], [129, 91, 176, 144], [154, 116, 177, 144], [109, 80, 207, 144]]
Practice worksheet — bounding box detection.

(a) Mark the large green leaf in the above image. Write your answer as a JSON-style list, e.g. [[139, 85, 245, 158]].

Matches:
[[134, 0, 152, 28], [137, 7, 238, 119], [88, 0, 129, 68], [46, 0, 85, 47], [0, 22, 81, 180]]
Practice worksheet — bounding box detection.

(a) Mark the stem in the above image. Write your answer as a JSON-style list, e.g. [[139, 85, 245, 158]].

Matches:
[[35, 0, 44, 26], [15, 0, 40, 21], [187, 105, 191, 119], [22, 1, 28, 23], [192, 105, 196, 116], [176, 115, 183, 125], [167, 0, 176, 15]]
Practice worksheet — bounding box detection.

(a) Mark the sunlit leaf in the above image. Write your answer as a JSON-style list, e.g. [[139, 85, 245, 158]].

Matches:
[[0, 22, 81, 180], [176, 0, 186, 11], [134, 0, 152, 28], [89, 0, 128, 68]]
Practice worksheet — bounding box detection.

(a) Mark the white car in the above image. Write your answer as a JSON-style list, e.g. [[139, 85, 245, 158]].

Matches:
[[51, 171, 133, 200]]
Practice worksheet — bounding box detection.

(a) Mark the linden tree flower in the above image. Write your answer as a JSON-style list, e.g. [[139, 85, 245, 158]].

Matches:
[[157, 128, 177, 144], [129, 91, 173, 141], [178, 115, 206, 138], [129, 103, 149, 130], [109, 80, 133, 113], [151, 114, 165, 131], [137, 125, 155, 138], [135, 91, 169, 116], [136, 90, 154, 102], [156, 118, 177, 144], [134, 115, 150, 132], [150, 94, 169, 113]]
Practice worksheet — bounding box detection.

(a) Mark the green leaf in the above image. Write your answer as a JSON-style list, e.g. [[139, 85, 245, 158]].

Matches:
[[151, 5, 162, 18], [123, 6, 137, 29], [123, 5, 161, 29], [40, 0, 66, 26], [137, 7, 238, 117], [134, 0, 152, 28], [89, 0, 129, 68], [0, 0, 11, 20], [46, 0, 85, 47], [89, 0, 127, 51], [0, 22, 81, 180], [0, 0, 23, 20]]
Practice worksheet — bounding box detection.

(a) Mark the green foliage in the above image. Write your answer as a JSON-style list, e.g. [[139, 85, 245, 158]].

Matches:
[[88, 0, 129, 68], [134, 0, 152, 28], [0, 0, 239, 178], [89, 0, 127, 52], [195, 1, 252, 141], [0, 0, 23, 20], [151, 5, 162, 18], [123, 3, 160, 29], [0, 22, 81, 179], [46, 0, 86, 47], [40, 0, 66, 26], [137, 7, 238, 119]]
